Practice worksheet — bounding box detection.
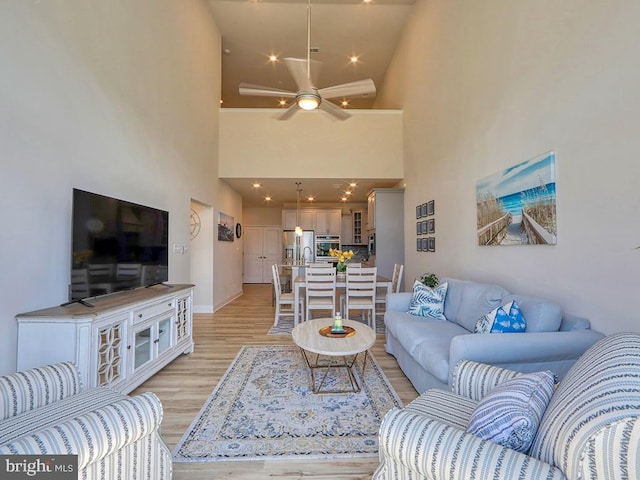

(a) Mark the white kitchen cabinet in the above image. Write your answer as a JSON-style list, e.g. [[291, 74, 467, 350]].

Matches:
[[16, 285, 194, 394], [353, 210, 364, 244], [367, 192, 376, 231], [367, 188, 404, 279], [315, 209, 341, 235], [341, 214, 353, 244], [282, 209, 315, 230]]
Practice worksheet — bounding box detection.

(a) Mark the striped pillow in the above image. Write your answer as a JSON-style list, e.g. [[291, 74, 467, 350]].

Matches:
[[407, 281, 448, 320], [465, 370, 555, 453]]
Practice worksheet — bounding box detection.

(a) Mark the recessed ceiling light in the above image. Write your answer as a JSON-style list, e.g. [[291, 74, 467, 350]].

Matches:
[[363, 0, 373, 3], [341, 196, 347, 202], [265, 196, 272, 202], [345, 191, 352, 195], [269, 54, 278, 62], [278, 99, 287, 107], [349, 182, 357, 187], [307, 196, 314, 202], [341, 100, 349, 107], [253, 183, 261, 188], [220, 100, 224, 104], [350, 55, 359, 64]]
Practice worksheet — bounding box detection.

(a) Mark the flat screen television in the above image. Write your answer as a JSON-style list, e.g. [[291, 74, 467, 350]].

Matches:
[[70, 188, 169, 300]]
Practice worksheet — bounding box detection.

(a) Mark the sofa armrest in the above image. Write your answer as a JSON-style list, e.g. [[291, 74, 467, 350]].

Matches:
[[377, 408, 566, 480], [449, 330, 604, 377], [0, 362, 82, 421], [450, 360, 521, 401], [559, 313, 591, 331], [0, 392, 163, 470], [386, 292, 412, 312]]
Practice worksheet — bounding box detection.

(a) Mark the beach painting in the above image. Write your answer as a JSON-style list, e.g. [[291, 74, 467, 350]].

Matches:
[[476, 152, 557, 246], [217, 211, 234, 242]]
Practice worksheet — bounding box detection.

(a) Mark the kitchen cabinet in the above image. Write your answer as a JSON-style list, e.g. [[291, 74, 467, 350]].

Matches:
[[315, 209, 341, 235], [353, 210, 365, 244], [341, 214, 353, 244], [367, 192, 376, 231], [282, 210, 315, 230], [16, 285, 194, 394], [367, 188, 404, 279]]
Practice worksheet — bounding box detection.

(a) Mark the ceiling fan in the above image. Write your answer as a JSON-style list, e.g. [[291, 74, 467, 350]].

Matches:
[[238, 0, 376, 121]]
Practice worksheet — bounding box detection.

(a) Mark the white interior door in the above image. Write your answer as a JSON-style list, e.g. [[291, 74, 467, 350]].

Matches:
[[243, 226, 282, 283]]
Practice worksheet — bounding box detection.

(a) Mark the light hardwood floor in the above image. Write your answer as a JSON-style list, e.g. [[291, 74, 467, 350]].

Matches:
[[132, 283, 419, 479]]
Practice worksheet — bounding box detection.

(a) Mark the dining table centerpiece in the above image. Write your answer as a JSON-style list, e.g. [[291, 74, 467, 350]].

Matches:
[[329, 247, 355, 274]]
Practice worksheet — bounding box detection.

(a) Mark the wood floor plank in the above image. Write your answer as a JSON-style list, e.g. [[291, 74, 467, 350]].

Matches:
[[132, 283, 418, 479]]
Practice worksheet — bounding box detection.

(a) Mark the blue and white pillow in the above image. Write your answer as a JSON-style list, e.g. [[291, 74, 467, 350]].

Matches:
[[475, 300, 526, 333], [408, 281, 448, 320], [466, 370, 556, 453]]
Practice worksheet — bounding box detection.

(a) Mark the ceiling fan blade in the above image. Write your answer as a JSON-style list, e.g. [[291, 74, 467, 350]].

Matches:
[[318, 79, 376, 100], [239, 83, 296, 98], [276, 103, 299, 121], [284, 57, 321, 91], [318, 100, 351, 121]]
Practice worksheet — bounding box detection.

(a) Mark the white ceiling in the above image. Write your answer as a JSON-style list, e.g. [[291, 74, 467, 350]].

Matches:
[[207, 0, 415, 207]]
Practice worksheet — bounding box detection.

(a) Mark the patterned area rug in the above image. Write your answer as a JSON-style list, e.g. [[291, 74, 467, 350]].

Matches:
[[268, 315, 386, 335], [172, 345, 402, 462]]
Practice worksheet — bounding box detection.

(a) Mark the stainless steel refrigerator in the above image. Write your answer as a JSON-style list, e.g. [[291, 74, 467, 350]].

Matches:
[[283, 230, 315, 264]]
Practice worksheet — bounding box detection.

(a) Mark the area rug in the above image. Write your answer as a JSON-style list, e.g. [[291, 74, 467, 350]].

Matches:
[[268, 315, 386, 335], [172, 345, 402, 462]]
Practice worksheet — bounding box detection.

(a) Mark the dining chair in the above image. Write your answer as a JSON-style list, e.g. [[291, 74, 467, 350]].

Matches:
[[71, 268, 90, 299], [344, 266, 378, 328], [305, 266, 337, 321], [339, 263, 362, 309], [272, 264, 303, 326], [375, 263, 404, 316]]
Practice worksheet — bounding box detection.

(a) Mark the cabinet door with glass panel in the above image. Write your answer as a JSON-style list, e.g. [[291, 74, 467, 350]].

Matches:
[[93, 313, 129, 390], [131, 313, 175, 373]]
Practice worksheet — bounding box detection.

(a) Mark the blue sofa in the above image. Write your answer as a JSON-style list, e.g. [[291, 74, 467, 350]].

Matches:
[[384, 277, 604, 393]]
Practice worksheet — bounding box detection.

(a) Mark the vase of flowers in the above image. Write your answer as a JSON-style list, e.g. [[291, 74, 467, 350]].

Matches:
[[329, 247, 354, 276]]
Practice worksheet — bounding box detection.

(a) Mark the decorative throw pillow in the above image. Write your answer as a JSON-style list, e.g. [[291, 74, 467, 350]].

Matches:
[[465, 370, 556, 453], [474, 300, 526, 333], [408, 281, 448, 320]]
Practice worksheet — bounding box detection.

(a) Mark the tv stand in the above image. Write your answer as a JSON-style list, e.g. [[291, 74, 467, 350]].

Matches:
[[16, 284, 194, 394], [145, 282, 174, 289]]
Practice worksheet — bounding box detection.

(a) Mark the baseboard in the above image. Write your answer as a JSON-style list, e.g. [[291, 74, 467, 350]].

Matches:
[[193, 305, 214, 314], [214, 290, 243, 312]]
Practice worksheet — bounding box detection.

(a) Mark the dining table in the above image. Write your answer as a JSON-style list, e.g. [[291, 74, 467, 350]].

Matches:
[[293, 273, 393, 325]]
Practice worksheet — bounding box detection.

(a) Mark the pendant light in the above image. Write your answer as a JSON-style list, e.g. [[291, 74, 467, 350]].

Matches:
[[295, 182, 303, 236]]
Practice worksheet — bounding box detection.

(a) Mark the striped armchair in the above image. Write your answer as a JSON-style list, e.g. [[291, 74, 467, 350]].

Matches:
[[0, 362, 172, 479], [374, 332, 640, 480]]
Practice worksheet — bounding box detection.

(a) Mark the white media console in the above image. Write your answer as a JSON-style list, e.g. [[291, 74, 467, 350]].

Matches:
[[16, 284, 194, 393]]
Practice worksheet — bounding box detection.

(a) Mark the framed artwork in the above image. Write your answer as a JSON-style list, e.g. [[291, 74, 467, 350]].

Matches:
[[427, 200, 435, 216], [427, 237, 436, 252], [217, 211, 235, 242], [420, 203, 428, 217], [421, 238, 428, 251], [476, 151, 556, 246], [417, 238, 422, 251], [421, 220, 427, 234], [416, 222, 422, 235], [427, 218, 435, 234], [416, 205, 422, 219]]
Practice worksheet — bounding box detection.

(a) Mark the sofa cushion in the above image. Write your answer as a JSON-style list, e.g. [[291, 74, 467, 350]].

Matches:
[[474, 300, 527, 333], [441, 278, 509, 332], [466, 370, 555, 453], [0, 387, 126, 446], [407, 281, 448, 320], [503, 294, 562, 332]]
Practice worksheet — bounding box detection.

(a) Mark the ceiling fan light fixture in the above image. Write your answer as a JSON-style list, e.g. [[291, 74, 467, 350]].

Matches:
[[297, 93, 320, 110]]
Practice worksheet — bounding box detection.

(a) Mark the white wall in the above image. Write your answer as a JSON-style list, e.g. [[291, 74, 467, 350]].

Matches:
[[0, 0, 238, 374], [377, 0, 640, 334], [190, 201, 214, 313], [219, 109, 403, 179]]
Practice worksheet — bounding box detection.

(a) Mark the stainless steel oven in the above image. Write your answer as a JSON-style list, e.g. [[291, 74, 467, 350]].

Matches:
[[315, 234, 340, 261]]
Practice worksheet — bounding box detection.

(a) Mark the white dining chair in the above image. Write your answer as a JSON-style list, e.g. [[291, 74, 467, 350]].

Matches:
[[375, 263, 404, 316], [272, 264, 303, 326], [344, 266, 377, 328], [305, 266, 337, 321]]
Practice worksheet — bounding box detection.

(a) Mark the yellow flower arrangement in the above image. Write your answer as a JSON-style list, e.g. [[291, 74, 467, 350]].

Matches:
[[329, 248, 355, 273]]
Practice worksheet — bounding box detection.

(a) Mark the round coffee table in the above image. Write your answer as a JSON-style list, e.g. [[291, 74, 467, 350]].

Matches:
[[291, 318, 376, 394]]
